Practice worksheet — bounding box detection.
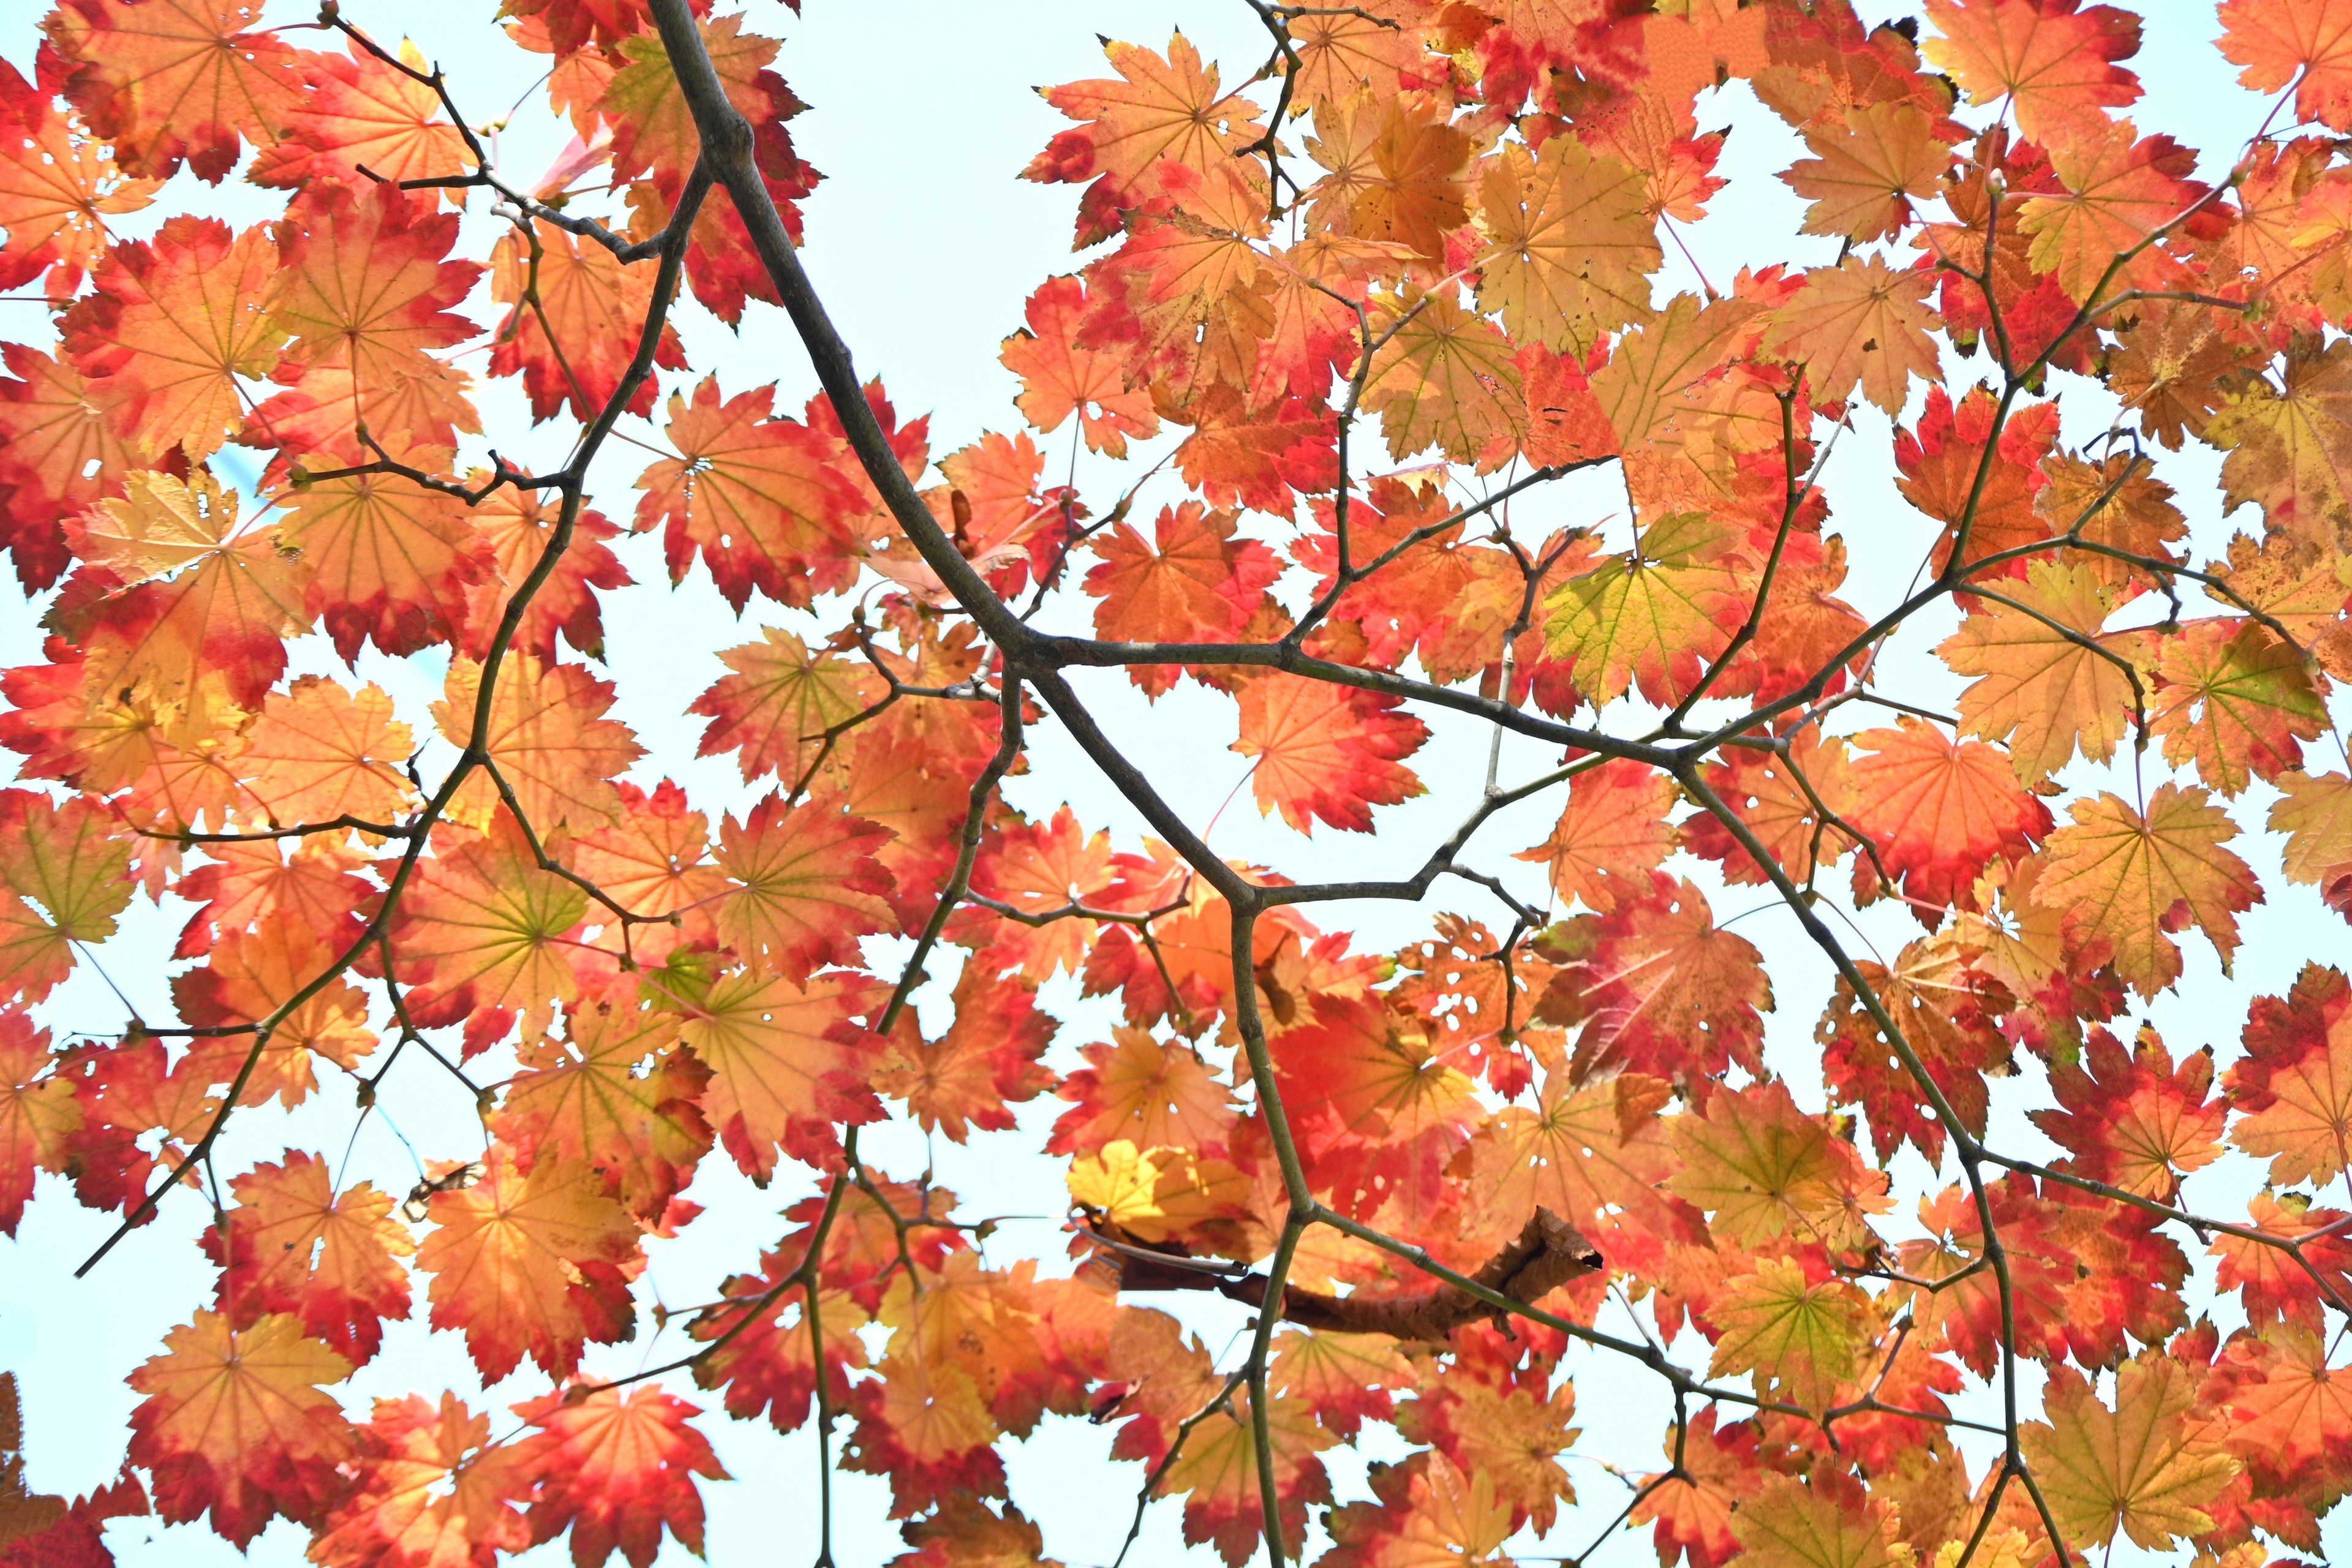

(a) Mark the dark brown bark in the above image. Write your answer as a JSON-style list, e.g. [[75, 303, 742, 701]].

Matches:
[[1109, 1209, 1602, 1342]]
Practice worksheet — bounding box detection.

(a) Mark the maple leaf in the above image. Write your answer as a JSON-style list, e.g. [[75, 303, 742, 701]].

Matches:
[[2271, 769, 2352, 897], [1535, 872, 1773, 1094], [172, 913, 377, 1105], [1514, 756, 1679, 913], [1894, 385, 2064, 574], [1085, 502, 1280, 696], [1783, 101, 1956, 243], [0, 58, 156, 297], [673, 966, 884, 1181], [1360, 290, 1526, 463], [1033, 34, 1267, 204], [1936, 561, 2138, 784], [1728, 1472, 1908, 1568], [1273, 992, 1482, 1222], [2211, 1191, 2352, 1325], [1395, 1369, 1583, 1538], [2204, 335, 2352, 546], [1588, 290, 1769, 452], [309, 1391, 533, 1568], [1169, 387, 1338, 527], [1708, 1257, 1875, 1411], [1158, 1391, 1333, 1567], [2030, 784, 2262, 999], [891, 1493, 1061, 1568], [2029, 1026, 2225, 1200], [232, 676, 415, 830], [270, 183, 483, 437], [1630, 1408, 1761, 1568], [1305, 94, 1472, 263], [958, 806, 1140, 982], [249, 350, 481, 466], [1049, 1029, 1238, 1158], [1667, 1077, 1889, 1251], [633, 375, 865, 611], [1844, 717, 2051, 916], [0, 1008, 78, 1237], [200, 1148, 412, 1366], [58, 467, 311, 714], [511, 1385, 728, 1568], [43, 0, 304, 182], [1278, 2, 1428, 111], [435, 653, 642, 833], [1231, 673, 1428, 834], [1819, 933, 2008, 1164], [1543, 511, 1751, 706], [61, 216, 282, 459], [170, 834, 371, 961], [2205, 1325, 2352, 1534], [689, 628, 883, 789], [2021, 1354, 2236, 1550], [2105, 300, 2254, 451], [2021, 120, 2207, 304], [2220, 0, 2352, 133], [1265, 1329, 1413, 1442], [875, 967, 1058, 1143], [1001, 275, 1159, 458], [0, 792, 134, 1005], [2225, 962, 2352, 1186], [710, 790, 895, 984], [688, 1255, 870, 1431], [1460, 1067, 1692, 1256], [386, 813, 591, 1054], [417, 1148, 639, 1383], [1473, 132, 1659, 351], [461, 486, 632, 665], [491, 219, 688, 425], [126, 1310, 353, 1545], [1683, 730, 1858, 889], [1920, 0, 2140, 145], [2148, 618, 2328, 795], [1763, 254, 1940, 415], [0, 343, 152, 591], [495, 982, 712, 1222], [249, 39, 470, 194]]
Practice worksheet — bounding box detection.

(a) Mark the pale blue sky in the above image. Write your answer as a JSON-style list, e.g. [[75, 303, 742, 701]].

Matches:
[[0, 4, 2341, 1567]]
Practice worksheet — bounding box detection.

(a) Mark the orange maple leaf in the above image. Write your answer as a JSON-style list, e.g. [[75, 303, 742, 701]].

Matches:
[[511, 1385, 729, 1568], [43, 0, 306, 182], [1001, 274, 1159, 458], [490, 217, 688, 424], [309, 1392, 534, 1568], [417, 1147, 641, 1383], [673, 966, 885, 1181], [200, 1148, 413, 1364], [2031, 783, 2262, 999], [61, 216, 283, 459], [1844, 717, 2051, 917], [1084, 502, 1280, 695], [2220, 0, 2352, 133], [249, 39, 471, 194], [1921, 0, 2141, 146], [633, 375, 865, 612], [0, 58, 156, 296], [126, 1310, 353, 1545], [1515, 756, 1680, 913], [1231, 673, 1430, 835]]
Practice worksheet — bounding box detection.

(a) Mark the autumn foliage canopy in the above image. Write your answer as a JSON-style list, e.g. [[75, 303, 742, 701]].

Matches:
[[6, 0, 2352, 1565]]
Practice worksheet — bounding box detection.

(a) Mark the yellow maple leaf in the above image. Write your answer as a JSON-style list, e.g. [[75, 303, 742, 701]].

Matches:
[[1474, 133, 1659, 352], [2020, 1355, 2236, 1550], [2030, 784, 2263, 999]]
